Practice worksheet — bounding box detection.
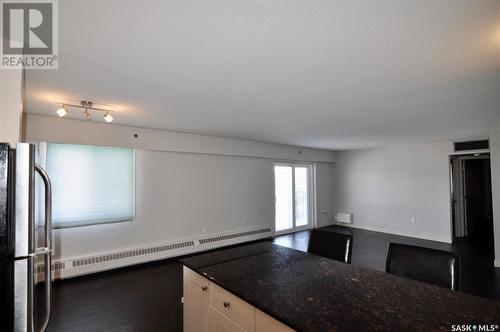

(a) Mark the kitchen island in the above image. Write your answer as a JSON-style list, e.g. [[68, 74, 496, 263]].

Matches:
[[180, 242, 499, 332]]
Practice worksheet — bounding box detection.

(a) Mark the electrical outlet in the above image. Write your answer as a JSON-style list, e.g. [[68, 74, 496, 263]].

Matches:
[[411, 217, 416, 224], [322, 210, 335, 224], [201, 226, 207, 234]]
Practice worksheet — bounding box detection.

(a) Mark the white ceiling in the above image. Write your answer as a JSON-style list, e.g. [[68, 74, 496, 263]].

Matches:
[[25, 0, 500, 150]]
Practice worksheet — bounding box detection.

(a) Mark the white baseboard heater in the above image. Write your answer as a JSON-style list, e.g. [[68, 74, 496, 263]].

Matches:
[[335, 213, 353, 224], [36, 226, 272, 281]]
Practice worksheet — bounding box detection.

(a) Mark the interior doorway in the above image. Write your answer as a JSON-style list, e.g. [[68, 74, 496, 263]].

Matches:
[[450, 153, 494, 258]]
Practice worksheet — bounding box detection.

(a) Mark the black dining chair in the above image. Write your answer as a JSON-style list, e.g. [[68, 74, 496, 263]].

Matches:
[[385, 243, 460, 290], [307, 229, 353, 263]]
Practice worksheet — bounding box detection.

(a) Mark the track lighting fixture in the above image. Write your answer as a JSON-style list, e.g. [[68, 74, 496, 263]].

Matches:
[[55, 100, 115, 123]]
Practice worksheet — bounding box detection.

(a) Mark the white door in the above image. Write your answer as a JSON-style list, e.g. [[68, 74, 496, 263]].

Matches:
[[274, 164, 312, 234]]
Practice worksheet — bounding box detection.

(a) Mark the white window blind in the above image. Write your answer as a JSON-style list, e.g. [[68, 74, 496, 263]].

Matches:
[[46, 143, 135, 228]]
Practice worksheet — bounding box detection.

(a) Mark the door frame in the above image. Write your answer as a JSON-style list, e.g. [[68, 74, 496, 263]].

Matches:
[[273, 162, 314, 236], [449, 153, 491, 239]]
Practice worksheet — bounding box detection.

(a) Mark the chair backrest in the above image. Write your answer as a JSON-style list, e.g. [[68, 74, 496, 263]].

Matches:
[[307, 229, 353, 263], [386, 243, 459, 290]]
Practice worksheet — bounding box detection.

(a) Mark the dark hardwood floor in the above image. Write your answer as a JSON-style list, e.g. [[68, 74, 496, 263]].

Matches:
[[45, 226, 500, 332], [44, 261, 183, 332]]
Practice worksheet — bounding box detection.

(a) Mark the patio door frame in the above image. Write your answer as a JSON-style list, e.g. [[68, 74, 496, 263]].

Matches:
[[273, 162, 314, 236]]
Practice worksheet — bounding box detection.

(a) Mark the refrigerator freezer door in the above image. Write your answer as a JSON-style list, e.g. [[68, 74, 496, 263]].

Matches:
[[0, 143, 11, 258], [14, 144, 35, 259], [0, 258, 14, 332], [14, 257, 34, 332]]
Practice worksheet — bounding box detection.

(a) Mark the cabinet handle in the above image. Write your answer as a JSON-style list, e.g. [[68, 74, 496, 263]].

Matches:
[[223, 301, 231, 308], [202, 286, 208, 291]]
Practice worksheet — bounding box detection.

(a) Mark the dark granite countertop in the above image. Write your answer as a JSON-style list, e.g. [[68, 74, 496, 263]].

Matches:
[[180, 242, 500, 332]]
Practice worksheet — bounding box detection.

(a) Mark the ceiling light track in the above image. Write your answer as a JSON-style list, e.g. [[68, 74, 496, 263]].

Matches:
[[56, 100, 114, 123]]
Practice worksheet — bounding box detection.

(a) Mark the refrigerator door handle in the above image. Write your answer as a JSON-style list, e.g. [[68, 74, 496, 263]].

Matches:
[[34, 164, 52, 332], [34, 164, 52, 252]]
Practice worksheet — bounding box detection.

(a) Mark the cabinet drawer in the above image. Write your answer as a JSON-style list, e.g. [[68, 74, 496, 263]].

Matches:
[[188, 268, 211, 292], [208, 306, 246, 332], [210, 283, 255, 332]]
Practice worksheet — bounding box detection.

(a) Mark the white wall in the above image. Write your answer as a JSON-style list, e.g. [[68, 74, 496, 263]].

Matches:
[[24, 115, 336, 261], [0, 69, 23, 146], [315, 162, 336, 227], [490, 127, 500, 267], [24, 114, 335, 163], [331, 141, 453, 243], [51, 150, 275, 260]]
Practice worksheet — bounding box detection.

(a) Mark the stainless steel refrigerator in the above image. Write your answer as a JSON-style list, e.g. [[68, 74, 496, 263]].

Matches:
[[0, 143, 52, 332]]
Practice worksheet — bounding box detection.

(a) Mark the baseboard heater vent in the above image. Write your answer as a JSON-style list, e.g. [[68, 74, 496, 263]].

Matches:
[[36, 227, 272, 280], [72, 240, 195, 268], [199, 228, 272, 244], [36, 261, 66, 274]]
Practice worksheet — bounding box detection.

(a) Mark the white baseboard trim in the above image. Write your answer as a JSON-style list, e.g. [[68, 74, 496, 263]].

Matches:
[[328, 222, 452, 244], [36, 226, 272, 281], [495, 260, 500, 268]]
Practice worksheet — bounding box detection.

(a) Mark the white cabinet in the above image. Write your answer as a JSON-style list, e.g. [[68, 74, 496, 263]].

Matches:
[[210, 283, 255, 331], [183, 266, 295, 332], [183, 267, 210, 332], [208, 306, 246, 332]]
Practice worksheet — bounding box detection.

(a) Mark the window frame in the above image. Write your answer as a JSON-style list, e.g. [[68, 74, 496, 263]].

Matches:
[[39, 142, 136, 229], [273, 162, 314, 235]]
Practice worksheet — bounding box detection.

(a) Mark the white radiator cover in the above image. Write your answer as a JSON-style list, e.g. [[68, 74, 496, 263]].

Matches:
[[36, 226, 272, 281]]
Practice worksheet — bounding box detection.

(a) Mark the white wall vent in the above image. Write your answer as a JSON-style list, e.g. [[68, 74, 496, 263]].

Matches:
[[453, 140, 489, 152], [336, 213, 353, 224]]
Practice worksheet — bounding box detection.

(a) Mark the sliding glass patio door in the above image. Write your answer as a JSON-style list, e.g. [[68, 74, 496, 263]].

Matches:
[[274, 164, 312, 233]]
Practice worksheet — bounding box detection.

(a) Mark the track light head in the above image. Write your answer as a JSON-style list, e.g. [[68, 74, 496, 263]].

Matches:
[[104, 112, 113, 123], [56, 105, 68, 117]]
